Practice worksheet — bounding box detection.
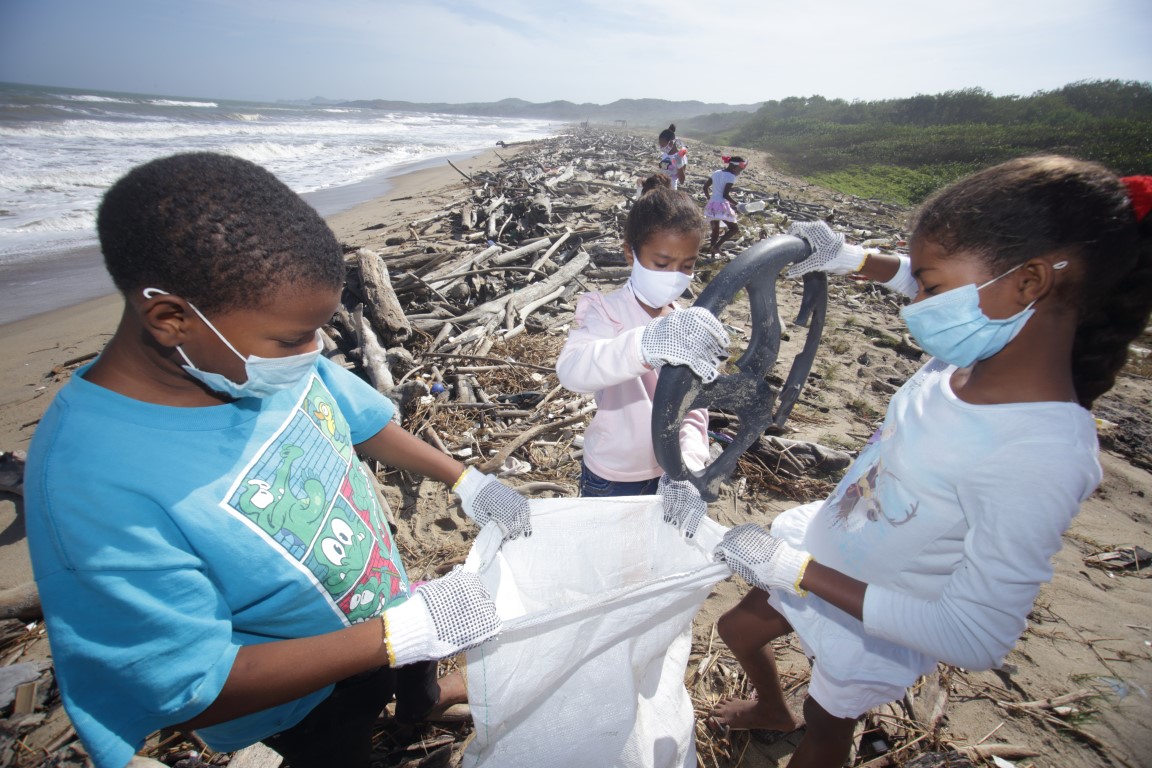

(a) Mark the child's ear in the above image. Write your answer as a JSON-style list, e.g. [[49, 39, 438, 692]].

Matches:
[[139, 293, 195, 349], [623, 244, 636, 266], [1016, 258, 1062, 306]]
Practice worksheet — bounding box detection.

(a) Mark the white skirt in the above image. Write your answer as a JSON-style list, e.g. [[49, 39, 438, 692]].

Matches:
[[769, 503, 937, 719]]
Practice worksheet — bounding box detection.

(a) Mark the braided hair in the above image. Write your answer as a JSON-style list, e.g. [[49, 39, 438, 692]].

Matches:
[[911, 155, 1152, 408], [623, 174, 705, 253], [98, 152, 345, 314]]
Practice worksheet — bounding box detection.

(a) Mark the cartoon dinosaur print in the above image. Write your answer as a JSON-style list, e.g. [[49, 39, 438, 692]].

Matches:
[[238, 444, 327, 536]]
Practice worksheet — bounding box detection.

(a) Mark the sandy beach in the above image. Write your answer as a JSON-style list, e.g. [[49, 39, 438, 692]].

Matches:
[[1, 133, 1149, 768]]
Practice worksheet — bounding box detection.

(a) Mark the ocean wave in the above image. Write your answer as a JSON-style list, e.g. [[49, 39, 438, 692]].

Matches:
[[0, 117, 501, 141], [1, 87, 559, 265], [148, 99, 217, 108], [13, 210, 95, 233], [61, 94, 134, 104]]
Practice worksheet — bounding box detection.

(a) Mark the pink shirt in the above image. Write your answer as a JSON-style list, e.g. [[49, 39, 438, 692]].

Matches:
[[557, 284, 710, 481]]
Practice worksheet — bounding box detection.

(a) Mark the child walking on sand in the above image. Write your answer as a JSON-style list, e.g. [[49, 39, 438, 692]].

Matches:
[[23, 153, 534, 768], [658, 124, 688, 189], [710, 156, 1152, 767], [702, 155, 746, 257], [557, 174, 728, 536]]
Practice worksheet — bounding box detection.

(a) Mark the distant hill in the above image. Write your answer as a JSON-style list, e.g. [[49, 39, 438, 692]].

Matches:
[[332, 96, 762, 125]]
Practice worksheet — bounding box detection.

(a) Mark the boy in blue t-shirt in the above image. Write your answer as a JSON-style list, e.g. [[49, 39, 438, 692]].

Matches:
[[24, 153, 531, 768]]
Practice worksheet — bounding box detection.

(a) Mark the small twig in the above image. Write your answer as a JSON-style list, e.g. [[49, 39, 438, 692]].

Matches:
[[994, 699, 1138, 768], [446, 158, 473, 182], [975, 721, 1005, 744]]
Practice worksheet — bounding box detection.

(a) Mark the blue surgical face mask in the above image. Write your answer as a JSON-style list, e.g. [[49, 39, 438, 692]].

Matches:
[[143, 288, 322, 399], [899, 261, 1066, 368]]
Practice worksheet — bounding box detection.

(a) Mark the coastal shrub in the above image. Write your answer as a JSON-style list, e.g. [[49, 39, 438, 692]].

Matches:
[[686, 80, 1152, 205]]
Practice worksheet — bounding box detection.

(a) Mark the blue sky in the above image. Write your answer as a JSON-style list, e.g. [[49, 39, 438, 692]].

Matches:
[[1, 0, 1149, 104]]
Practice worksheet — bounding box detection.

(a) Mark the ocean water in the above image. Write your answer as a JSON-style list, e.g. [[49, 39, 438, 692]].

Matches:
[[0, 82, 558, 324], [0, 82, 558, 267]]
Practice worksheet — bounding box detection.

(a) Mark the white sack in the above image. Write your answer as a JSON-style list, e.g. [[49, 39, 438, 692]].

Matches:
[[463, 496, 730, 768]]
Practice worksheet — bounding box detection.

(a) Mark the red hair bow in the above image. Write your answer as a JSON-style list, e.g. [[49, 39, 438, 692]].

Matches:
[[1121, 175, 1152, 223], [721, 155, 731, 164]]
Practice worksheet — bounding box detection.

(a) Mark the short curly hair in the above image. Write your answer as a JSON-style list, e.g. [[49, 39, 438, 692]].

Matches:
[[97, 152, 345, 314]]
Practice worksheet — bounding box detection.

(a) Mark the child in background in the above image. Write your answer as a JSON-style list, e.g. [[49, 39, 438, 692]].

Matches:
[[658, 123, 688, 189], [710, 156, 1152, 767], [702, 155, 746, 257], [557, 174, 728, 537], [23, 153, 533, 768]]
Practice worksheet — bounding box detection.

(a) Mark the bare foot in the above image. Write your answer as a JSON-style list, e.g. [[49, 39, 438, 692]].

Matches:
[[707, 696, 803, 734]]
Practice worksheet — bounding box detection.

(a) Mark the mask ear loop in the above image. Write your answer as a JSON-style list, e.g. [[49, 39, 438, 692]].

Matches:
[[1025, 260, 1071, 311], [141, 287, 247, 364]]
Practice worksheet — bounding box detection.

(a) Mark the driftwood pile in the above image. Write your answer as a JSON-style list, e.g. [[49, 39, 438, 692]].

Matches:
[[323, 129, 907, 501]]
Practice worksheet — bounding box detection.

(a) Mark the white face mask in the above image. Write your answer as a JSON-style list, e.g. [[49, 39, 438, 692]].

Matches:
[[628, 260, 693, 309], [143, 288, 322, 399]]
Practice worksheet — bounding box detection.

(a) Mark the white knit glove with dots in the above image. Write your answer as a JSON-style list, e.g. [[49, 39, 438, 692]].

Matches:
[[381, 566, 500, 667], [658, 474, 709, 539], [786, 221, 868, 278], [714, 523, 813, 596], [640, 307, 730, 383], [454, 467, 532, 540]]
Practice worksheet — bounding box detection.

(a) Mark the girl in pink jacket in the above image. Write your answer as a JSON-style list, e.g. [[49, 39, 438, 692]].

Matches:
[[557, 175, 728, 536]]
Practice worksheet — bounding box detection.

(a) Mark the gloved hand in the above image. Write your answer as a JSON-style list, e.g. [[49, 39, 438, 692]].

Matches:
[[381, 566, 501, 666], [640, 307, 729, 383], [714, 523, 813, 596], [454, 467, 532, 540], [658, 474, 708, 538], [785, 221, 868, 279]]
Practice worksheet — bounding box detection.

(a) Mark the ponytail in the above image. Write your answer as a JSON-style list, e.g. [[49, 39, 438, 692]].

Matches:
[[1071, 185, 1152, 407], [640, 174, 672, 195]]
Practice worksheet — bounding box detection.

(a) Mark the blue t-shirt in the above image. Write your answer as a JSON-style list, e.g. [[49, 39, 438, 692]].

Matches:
[[25, 356, 411, 768]]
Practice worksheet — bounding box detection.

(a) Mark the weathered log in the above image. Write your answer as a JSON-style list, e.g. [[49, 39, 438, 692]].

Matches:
[[356, 249, 411, 344], [585, 266, 631, 281], [353, 304, 395, 393], [504, 284, 567, 334], [423, 244, 501, 287], [452, 374, 477, 403], [489, 237, 554, 267]]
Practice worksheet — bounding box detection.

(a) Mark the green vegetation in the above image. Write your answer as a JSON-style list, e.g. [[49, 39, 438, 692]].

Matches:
[[686, 80, 1152, 205]]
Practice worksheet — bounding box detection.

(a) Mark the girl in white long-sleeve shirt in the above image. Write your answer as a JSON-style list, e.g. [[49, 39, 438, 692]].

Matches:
[[557, 175, 725, 531], [709, 156, 1152, 767]]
